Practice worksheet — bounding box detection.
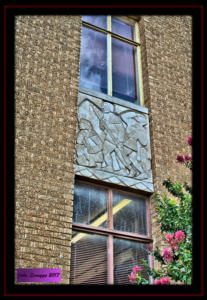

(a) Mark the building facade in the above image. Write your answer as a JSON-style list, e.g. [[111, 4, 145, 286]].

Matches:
[[15, 15, 192, 284]]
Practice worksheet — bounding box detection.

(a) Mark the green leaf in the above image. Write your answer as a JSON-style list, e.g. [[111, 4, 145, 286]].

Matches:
[[169, 199, 176, 205]]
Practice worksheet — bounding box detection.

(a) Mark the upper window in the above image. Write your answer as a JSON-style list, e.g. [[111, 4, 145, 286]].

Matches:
[[70, 181, 152, 285], [79, 16, 143, 105]]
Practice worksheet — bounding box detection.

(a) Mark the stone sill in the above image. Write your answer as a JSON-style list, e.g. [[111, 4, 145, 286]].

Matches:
[[79, 86, 149, 115]]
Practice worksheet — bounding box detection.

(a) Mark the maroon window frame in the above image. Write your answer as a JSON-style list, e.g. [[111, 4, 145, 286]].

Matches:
[[71, 179, 153, 284]]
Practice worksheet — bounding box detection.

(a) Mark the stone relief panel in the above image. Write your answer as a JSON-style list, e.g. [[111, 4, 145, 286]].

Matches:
[[75, 93, 154, 192]]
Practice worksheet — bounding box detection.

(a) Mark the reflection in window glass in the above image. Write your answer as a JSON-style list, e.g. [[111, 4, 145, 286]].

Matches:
[[82, 15, 107, 29], [112, 38, 136, 102], [113, 192, 147, 235], [112, 17, 133, 40], [79, 26, 107, 94], [73, 183, 108, 228], [70, 231, 107, 284], [114, 238, 149, 284]]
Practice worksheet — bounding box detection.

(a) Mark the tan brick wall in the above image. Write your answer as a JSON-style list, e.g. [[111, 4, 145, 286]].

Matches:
[[15, 15, 192, 283], [139, 16, 192, 268], [15, 15, 82, 284]]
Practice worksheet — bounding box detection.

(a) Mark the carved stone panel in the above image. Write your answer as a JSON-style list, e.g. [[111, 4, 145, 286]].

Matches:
[[75, 93, 154, 192]]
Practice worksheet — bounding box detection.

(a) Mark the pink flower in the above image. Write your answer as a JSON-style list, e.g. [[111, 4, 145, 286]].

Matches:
[[166, 233, 174, 244], [165, 233, 179, 250], [155, 279, 161, 285], [160, 277, 170, 285], [155, 277, 170, 285], [186, 136, 192, 146], [132, 266, 143, 274], [175, 230, 185, 243], [171, 242, 179, 251], [176, 155, 184, 163], [184, 155, 192, 162], [128, 272, 137, 284], [163, 248, 174, 262]]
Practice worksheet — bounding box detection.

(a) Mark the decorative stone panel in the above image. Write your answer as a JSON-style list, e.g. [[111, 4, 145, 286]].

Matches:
[[75, 92, 154, 192]]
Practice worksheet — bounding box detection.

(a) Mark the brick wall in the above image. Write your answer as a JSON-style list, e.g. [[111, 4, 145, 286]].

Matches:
[[139, 16, 192, 263], [15, 15, 192, 283], [15, 15, 82, 284]]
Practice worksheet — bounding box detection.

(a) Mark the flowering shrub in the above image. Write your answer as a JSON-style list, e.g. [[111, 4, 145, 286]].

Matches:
[[160, 277, 170, 285], [128, 266, 149, 285], [186, 136, 192, 146], [128, 272, 137, 284], [163, 248, 174, 262], [166, 233, 174, 243], [175, 230, 185, 243], [176, 137, 192, 170], [129, 137, 192, 285]]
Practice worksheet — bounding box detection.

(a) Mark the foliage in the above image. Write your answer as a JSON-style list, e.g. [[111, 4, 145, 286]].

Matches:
[[129, 137, 192, 285]]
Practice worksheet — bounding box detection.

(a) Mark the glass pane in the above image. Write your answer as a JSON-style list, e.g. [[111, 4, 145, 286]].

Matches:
[[79, 26, 107, 94], [112, 38, 136, 102], [82, 15, 107, 29], [113, 191, 147, 235], [114, 238, 149, 284], [73, 183, 108, 228], [70, 231, 107, 284], [112, 17, 133, 40]]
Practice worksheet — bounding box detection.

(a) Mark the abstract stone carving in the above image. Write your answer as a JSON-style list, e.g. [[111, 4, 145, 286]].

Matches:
[[75, 93, 154, 192]]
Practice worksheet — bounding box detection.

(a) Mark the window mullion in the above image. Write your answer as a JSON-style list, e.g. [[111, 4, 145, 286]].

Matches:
[[135, 22, 144, 106], [108, 189, 113, 229], [107, 234, 114, 284], [107, 189, 113, 284], [148, 243, 154, 284], [146, 197, 152, 238], [107, 16, 112, 96]]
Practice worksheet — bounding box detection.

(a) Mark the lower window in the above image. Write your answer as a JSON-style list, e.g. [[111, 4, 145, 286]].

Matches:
[[70, 181, 152, 285]]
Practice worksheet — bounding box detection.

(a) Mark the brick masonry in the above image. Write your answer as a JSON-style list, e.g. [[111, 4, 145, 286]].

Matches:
[[14, 15, 192, 283], [15, 15, 82, 284]]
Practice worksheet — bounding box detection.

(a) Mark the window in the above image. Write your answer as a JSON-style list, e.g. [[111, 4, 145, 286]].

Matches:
[[79, 16, 143, 105], [70, 181, 152, 285]]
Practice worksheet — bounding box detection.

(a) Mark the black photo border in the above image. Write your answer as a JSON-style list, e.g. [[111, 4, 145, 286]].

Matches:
[[1, 1, 205, 297]]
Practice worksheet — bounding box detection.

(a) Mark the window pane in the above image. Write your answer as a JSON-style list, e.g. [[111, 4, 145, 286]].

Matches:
[[113, 192, 147, 235], [70, 231, 107, 284], [112, 38, 136, 102], [79, 26, 107, 94], [112, 17, 133, 40], [114, 238, 149, 284], [82, 15, 107, 29], [73, 183, 108, 228]]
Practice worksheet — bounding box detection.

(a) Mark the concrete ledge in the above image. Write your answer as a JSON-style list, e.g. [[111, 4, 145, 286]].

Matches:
[[79, 86, 149, 115]]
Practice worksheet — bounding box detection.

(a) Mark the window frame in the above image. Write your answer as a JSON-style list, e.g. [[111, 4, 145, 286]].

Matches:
[[71, 179, 153, 284], [80, 15, 144, 106]]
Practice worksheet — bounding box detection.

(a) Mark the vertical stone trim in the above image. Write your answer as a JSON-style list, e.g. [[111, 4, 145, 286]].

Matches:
[[15, 16, 82, 284], [139, 17, 157, 185]]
